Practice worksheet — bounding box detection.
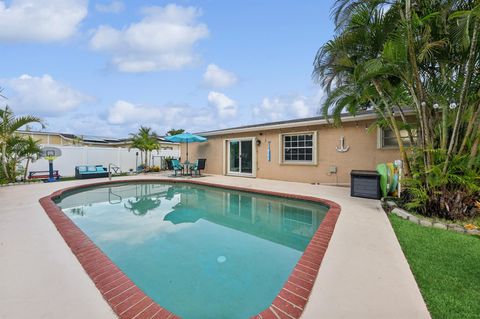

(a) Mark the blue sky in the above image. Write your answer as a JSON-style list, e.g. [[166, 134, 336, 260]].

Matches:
[[0, 0, 335, 137]]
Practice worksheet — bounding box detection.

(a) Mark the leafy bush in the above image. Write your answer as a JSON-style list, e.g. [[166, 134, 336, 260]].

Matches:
[[403, 152, 479, 220], [150, 166, 160, 172]]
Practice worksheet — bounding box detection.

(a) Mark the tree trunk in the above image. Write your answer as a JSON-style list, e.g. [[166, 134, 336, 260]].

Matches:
[[444, 19, 479, 173], [405, 0, 431, 146], [23, 158, 30, 180], [441, 104, 448, 151], [405, 0, 434, 176], [459, 102, 480, 154], [387, 110, 412, 177], [467, 132, 479, 168], [1, 143, 10, 180], [8, 155, 18, 183], [368, 99, 390, 126], [406, 83, 431, 172]]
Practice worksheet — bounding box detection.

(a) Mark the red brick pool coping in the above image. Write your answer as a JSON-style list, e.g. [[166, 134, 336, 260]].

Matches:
[[39, 179, 341, 319]]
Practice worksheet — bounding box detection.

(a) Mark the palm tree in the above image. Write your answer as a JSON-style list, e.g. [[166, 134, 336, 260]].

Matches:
[[125, 196, 162, 216], [20, 136, 42, 180], [314, 0, 480, 219], [167, 128, 185, 136], [72, 135, 84, 146], [0, 106, 44, 180], [124, 184, 162, 215], [3, 135, 26, 182], [313, 1, 413, 175], [129, 126, 160, 167]]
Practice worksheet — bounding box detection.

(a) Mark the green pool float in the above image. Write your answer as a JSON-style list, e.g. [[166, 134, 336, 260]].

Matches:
[[376, 163, 388, 198]]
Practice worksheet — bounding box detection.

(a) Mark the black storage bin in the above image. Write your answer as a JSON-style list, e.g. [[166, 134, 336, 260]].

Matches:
[[350, 170, 381, 199]]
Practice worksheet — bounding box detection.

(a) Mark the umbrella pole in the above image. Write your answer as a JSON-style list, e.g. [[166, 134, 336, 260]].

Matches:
[[186, 141, 189, 162]]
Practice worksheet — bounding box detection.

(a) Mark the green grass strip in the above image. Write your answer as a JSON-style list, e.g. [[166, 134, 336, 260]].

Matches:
[[389, 214, 480, 319]]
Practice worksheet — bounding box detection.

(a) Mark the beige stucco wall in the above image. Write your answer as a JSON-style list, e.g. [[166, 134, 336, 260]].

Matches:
[[17, 132, 62, 145], [183, 120, 400, 185]]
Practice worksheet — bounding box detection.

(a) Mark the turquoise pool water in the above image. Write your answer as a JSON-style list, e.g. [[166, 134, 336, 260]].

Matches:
[[55, 182, 328, 319]]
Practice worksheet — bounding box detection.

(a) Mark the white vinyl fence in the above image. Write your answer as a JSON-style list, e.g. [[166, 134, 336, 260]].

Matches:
[[26, 145, 180, 177]]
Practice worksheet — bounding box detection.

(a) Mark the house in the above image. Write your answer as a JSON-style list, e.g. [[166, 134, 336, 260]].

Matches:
[[185, 111, 411, 185]]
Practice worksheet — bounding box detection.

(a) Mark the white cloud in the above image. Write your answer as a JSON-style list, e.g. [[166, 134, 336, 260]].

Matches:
[[46, 111, 124, 137], [207, 91, 237, 118], [2, 74, 92, 116], [107, 100, 162, 125], [0, 0, 87, 42], [105, 93, 242, 135], [90, 4, 209, 72], [106, 100, 217, 133], [253, 93, 321, 122], [95, 0, 124, 13], [203, 64, 237, 88]]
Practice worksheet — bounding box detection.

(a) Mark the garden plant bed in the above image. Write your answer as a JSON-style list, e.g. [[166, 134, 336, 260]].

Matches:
[[384, 200, 479, 235]]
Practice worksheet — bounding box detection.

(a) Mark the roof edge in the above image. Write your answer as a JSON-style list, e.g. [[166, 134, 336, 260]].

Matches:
[[197, 111, 406, 136]]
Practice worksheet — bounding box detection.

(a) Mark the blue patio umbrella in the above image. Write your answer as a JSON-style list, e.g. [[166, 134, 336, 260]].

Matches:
[[165, 133, 207, 161], [164, 208, 203, 224]]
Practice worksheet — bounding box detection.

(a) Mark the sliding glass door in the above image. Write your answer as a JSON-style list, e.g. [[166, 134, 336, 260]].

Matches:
[[227, 138, 255, 176]]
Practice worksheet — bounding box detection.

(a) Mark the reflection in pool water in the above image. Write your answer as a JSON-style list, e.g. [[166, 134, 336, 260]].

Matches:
[[55, 182, 328, 319]]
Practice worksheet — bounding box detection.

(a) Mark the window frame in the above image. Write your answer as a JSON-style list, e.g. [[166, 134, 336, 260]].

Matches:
[[377, 126, 417, 149], [278, 131, 317, 165]]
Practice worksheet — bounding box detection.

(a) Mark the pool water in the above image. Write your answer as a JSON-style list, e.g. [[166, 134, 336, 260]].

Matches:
[[55, 182, 328, 319]]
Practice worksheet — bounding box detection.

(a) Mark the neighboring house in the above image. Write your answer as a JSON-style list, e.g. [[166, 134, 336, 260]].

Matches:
[[186, 111, 412, 185], [16, 130, 180, 152]]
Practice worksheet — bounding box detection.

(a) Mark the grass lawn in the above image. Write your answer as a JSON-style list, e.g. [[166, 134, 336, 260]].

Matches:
[[389, 214, 480, 319]]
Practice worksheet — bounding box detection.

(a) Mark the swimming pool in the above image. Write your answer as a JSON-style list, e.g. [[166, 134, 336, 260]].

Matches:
[[43, 181, 339, 319]]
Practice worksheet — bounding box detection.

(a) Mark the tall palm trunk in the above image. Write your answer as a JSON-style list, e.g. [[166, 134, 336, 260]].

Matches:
[[441, 104, 448, 151], [1, 143, 10, 180], [458, 102, 480, 154], [405, 0, 433, 172], [468, 132, 479, 168], [23, 158, 30, 180], [444, 20, 479, 173], [406, 83, 431, 172]]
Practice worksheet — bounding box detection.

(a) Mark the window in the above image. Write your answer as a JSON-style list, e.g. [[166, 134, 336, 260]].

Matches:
[[380, 127, 417, 148], [281, 132, 315, 163]]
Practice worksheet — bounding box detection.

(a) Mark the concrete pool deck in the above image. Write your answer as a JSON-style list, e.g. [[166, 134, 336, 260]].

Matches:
[[0, 174, 430, 319]]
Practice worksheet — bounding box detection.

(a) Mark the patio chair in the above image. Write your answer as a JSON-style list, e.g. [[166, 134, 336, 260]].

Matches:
[[171, 159, 184, 176], [189, 159, 206, 176], [166, 159, 173, 170]]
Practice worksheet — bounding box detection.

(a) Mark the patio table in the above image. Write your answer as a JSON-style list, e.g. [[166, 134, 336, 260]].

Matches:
[[182, 161, 191, 175]]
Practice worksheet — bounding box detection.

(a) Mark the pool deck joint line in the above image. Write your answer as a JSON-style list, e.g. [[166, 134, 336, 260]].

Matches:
[[39, 178, 341, 319]]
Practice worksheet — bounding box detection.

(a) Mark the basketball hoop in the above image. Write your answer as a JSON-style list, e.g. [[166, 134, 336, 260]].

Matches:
[[41, 147, 61, 160], [40, 147, 62, 182]]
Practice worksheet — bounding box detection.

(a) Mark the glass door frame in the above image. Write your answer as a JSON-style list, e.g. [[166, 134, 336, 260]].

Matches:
[[225, 137, 256, 177]]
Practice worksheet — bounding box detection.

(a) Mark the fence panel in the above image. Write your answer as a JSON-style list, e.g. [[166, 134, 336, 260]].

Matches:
[[26, 145, 180, 177]]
